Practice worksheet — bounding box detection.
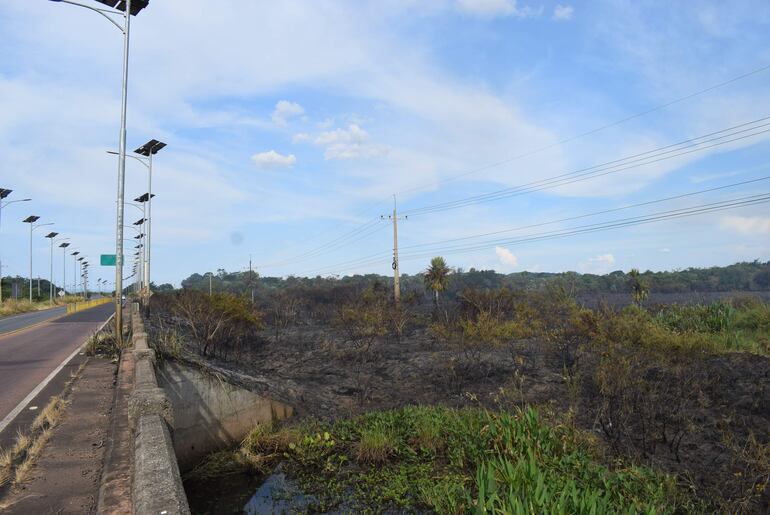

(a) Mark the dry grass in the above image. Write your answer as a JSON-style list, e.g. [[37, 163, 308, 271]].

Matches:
[[10, 427, 54, 486], [11, 431, 31, 460], [0, 375, 79, 494], [0, 448, 12, 470], [31, 396, 65, 432], [0, 466, 10, 488]]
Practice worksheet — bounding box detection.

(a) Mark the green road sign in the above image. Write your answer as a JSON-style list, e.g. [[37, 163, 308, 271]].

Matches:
[[101, 254, 116, 266]]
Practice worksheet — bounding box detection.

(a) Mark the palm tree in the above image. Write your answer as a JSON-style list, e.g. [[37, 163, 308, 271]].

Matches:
[[628, 268, 649, 306], [424, 256, 451, 310]]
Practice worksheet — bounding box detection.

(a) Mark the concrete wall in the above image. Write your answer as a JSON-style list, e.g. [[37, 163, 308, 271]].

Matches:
[[128, 303, 295, 513], [157, 362, 293, 470]]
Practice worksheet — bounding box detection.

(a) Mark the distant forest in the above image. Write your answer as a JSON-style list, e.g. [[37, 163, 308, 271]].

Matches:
[[178, 260, 770, 299]]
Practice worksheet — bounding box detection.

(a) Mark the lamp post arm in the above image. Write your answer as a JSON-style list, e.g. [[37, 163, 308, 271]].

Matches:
[[107, 151, 150, 169], [51, 0, 124, 32]]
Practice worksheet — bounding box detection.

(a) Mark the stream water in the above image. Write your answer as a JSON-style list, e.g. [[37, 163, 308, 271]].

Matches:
[[186, 464, 337, 514]]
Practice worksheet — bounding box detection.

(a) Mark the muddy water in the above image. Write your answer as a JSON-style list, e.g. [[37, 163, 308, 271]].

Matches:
[[186, 464, 407, 514]]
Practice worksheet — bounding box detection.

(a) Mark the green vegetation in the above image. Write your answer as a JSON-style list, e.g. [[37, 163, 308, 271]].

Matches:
[[178, 260, 770, 299], [230, 406, 695, 513]]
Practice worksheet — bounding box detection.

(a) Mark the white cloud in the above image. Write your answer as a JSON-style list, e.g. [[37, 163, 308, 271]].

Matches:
[[553, 4, 574, 21], [579, 253, 616, 273], [456, 0, 540, 18], [495, 246, 519, 267], [271, 100, 304, 125], [309, 123, 388, 160], [251, 150, 296, 169], [292, 132, 311, 144], [720, 216, 770, 235], [658, 248, 671, 253]]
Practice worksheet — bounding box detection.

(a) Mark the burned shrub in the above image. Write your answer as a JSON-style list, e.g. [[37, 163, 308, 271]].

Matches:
[[172, 290, 263, 359], [334, 287, 389, 354]]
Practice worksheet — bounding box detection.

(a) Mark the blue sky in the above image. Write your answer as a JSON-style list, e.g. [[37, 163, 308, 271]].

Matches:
[[1, 0, 769, 287]]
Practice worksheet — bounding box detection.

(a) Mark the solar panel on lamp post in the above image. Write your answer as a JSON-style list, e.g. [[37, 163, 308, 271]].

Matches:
[[134, 140, 165, 301], [50, 0, 151, 345], [110, 138, 164, 301], [45, 232, 59, 303], [0, 192, 31, 304], [134, 193, 154, 296], [23, 216, 53, 302]]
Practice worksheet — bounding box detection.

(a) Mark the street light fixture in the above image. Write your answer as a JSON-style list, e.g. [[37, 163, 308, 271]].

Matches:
[[51, 0, 153, 345], [23, 216, 53, 302], [0, 190, 32, 303]]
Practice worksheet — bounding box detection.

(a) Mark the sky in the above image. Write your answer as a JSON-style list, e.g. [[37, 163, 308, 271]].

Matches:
[[1, 0, 769, 288]]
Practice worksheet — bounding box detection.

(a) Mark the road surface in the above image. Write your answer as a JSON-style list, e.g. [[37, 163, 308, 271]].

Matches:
[[0, 303, 114, 445], [0, 306, 68, 335]]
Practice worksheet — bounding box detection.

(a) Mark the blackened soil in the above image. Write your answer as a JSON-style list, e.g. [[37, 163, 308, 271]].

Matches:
[[150, 321, 770, 513]]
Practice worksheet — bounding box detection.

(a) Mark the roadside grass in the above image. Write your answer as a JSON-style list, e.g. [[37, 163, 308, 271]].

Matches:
[[0, 377, 75, 493], [85, 327, 126, 359], [11, 431, 31, 460], [0, 296, 87, 318], [228, 405, 698, 513]]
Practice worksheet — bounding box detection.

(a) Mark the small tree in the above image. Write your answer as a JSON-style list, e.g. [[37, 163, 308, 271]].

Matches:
[[335, 287, 389, 353], [628, 268, 649, 307], [424, 256, 451, 311], [173, 290, 262, 358]]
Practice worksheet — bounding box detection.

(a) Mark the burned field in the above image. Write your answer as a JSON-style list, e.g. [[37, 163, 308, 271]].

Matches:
[[148, 285, 770, 513]]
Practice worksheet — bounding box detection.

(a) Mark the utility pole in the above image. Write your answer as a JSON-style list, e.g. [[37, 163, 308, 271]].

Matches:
[[208, 272, 212, 297], [248, 255, 255, 303], [381, 195, 406, 303]]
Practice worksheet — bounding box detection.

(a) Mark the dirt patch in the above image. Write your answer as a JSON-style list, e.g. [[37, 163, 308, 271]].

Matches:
[[1, 357, 117, 514]]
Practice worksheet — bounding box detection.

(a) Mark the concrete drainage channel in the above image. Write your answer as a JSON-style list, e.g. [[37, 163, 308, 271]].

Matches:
[[126, 303, 294, 514]]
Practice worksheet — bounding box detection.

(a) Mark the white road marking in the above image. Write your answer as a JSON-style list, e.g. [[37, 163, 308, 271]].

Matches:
[[0, 313, 115, 435]]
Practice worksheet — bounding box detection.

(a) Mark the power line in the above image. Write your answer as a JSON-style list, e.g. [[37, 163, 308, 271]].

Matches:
[[302, 192, 769, 276], [259, 218, 388, 269], [403, 117, 770, 216], [399, 175, 770, 250], [397, 63, 770, 196], [399, 194, 770, 259]]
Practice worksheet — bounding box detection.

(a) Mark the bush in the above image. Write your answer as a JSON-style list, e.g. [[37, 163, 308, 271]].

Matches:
[[172, 290, 263, 358]]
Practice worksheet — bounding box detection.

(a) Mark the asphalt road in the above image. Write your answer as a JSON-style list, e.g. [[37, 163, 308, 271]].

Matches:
[[0, 303, 114, 445], [0, 306, 68, 335]]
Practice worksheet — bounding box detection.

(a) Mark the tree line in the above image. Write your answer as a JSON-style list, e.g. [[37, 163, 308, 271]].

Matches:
[[178, 260, 770, 300]]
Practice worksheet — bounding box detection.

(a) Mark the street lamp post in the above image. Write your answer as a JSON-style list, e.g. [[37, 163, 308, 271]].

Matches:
[[45, 232, 59, 303], [134, 140, 165, 301], [109, 138, 165, 303], [134, 194, 153, 294], [23, 216, 54, 302], [0, 190, 32, 303], [60, 242, 71, 298], [71, 251, 80, 296], [51, 0, 152, 345]]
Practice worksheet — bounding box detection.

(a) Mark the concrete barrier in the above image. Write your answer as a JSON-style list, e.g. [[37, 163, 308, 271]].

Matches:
[[66, 296, 111, 314], [129, 304, 190, 515]]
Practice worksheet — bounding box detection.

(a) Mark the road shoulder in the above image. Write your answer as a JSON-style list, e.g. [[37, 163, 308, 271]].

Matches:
[[0, 357, 117, 514]]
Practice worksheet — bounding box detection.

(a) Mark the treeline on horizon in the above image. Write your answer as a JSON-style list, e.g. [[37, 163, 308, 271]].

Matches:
[[177, 260, 770, 298]]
